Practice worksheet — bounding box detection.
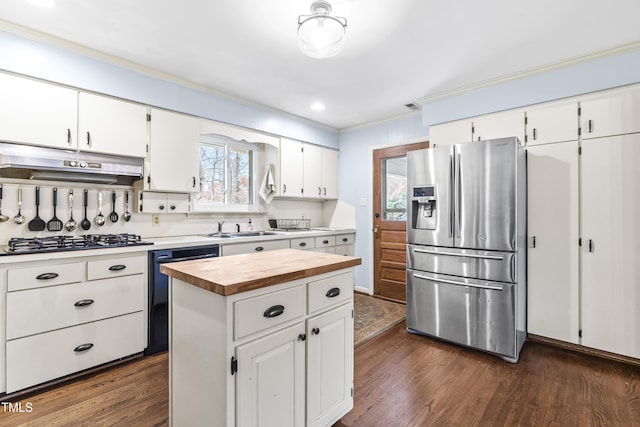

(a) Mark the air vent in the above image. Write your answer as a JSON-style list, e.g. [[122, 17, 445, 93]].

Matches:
[[405, 102, 421, 111]]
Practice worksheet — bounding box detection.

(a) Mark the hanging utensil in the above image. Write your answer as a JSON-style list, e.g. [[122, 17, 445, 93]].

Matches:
[[109, 190, 119, 223], [13, 188, 25, 225], [0, 185, 9, 222], [123, 191, 131, 222], [27, 186, 46, 231], [64, 189, 77, 232], [94, 190, 105, 226], [80, 189, 91, 231], [46, 187, 64, 232]]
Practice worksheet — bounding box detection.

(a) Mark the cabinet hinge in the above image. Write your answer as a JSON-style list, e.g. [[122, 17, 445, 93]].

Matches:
[[231, 356, 238, 375], [524, 117, 528, 125], [301, 188, 304, 195], [471, 126, 475, 133], [147, 113, 151, 122], [578, 107, 581, 116], [147, 176, 151, 184], [351, 387, 354, 397], [524, 135, 528, 143], [301, 146, 304, 153], [578, 127, 582, 136], [578, 329, 582, 338], [578, 146, 582, 155], [352, 309, 354, 318], [579, 238, 582, 247], [146, 144, 149, 153]]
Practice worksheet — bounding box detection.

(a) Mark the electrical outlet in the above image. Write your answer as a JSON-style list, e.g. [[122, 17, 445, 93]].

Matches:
[[152, 215, 160, 226], [360, 198, 368, 206]]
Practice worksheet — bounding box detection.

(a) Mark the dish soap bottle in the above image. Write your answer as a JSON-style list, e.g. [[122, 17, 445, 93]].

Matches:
[[247, 218, 254, 231]]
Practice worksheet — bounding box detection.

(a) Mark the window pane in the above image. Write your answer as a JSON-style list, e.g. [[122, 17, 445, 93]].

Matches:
[[229, 146, 252, 204], [200, 143, 226, 204], [382, 157, 407, 221]]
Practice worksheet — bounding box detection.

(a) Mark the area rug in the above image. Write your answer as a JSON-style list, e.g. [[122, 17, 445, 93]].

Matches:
[[354, 293, 406, 347]]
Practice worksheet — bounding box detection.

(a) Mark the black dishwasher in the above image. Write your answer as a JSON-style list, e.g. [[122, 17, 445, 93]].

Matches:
[[146, 244, 220, 355]]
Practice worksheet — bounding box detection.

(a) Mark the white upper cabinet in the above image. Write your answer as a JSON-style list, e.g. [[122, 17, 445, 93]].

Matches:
[[78, 92, 148, 158], [321, 148, 339, 199], [580, 85, 640, 139], [279, 138, 304, 198], [428, 119, 472, 147], [147, 108, 200, 193], [525, 101, 579, 146], [279, 138, 338, 199], [0, 73, 78, 150], [526, 141, 580, 344], [472, 109, 525, 144]]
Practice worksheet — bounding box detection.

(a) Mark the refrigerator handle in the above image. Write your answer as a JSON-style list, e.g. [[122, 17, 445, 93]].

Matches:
[[449, 153, 454, 238], [413, 248, 503, 260], [412, 273, 504, 291], [456, 153, 462, 238]]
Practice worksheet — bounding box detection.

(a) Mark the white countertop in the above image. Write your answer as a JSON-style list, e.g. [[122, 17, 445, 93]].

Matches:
[[0, 229, 356, 264]]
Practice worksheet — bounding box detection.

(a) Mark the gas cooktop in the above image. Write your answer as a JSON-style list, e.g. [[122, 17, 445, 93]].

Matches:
[[2, 233, 153, 255]]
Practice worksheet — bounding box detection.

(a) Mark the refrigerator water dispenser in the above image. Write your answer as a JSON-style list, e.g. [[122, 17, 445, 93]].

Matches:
[[411, 185, 437, 230]]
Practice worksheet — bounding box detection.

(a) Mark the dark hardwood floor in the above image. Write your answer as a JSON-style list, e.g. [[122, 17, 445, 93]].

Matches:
[[2, 322, 640, 426]]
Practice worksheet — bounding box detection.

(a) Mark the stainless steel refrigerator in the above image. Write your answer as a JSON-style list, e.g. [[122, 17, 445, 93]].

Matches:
[[406, 137, 526, 362]]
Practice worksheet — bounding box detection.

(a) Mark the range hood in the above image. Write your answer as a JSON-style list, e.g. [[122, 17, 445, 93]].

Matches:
[[0, 142, 143, 185]]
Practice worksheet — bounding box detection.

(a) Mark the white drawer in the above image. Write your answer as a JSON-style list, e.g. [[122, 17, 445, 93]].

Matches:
[[8, 262, 83, 292], [290, 237, 315, 250], [7, 276, 145, 340], [308, 271, 353, 314], [87, 254, 146, 281], [223, 239, 290, 256], [234, 285, 305, 340], [6, 311, 145, 393], [314, 247, 336, 254], [335, 234, 354, 246], [315, 235, 336, 248], [335, 245, 354, 257]]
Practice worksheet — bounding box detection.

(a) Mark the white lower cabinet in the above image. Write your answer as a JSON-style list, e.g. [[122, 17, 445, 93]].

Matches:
[[3, 252, 147, 393], [169, 270, 354, 427], [223, 239, 290, 256]]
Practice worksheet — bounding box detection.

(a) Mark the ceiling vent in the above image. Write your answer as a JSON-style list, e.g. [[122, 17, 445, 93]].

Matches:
[[405, 102, 421, 111]]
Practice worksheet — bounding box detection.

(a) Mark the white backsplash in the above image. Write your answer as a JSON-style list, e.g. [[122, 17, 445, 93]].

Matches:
[[0, 181, 352, 245]]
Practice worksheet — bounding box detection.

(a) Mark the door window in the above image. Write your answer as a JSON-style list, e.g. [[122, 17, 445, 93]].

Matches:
[[381, 156, 407, 221]]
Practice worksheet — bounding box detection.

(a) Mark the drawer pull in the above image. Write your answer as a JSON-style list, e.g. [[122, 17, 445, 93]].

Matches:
[[74, 343, 94, 353], [263, 304, 285, 318], [74, 299, 95, 307], [322, 240, 329, 244], [326, 287, 341, 298], [312, 327, 320, 335], [108, 264, 127, 271], [254, 246, 264, 252], [36, 272, 59, 280], [299, 242, 307, 247], [342, 237, 348, 242]]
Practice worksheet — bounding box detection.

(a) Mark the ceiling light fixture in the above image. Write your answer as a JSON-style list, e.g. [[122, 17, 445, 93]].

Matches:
[[298, 0, 347, 59], [310, 102, 325, 111]]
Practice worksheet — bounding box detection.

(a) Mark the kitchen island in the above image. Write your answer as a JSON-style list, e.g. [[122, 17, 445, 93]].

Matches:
[[160, 248, 361, 427]]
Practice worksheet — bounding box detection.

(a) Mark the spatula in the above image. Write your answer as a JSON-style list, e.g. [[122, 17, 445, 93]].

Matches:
[[27, 186, 46, 231], [47, 187, 64, 232]]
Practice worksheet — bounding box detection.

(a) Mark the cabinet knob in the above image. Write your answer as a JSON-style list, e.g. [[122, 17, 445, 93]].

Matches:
[[170, 205, 176, 210], [159, 205, 165, 210], [312, 327, 320, 335], [255, 246, 264, 252], [299, 242, 306, 247], [298, 334, 306, 342], [322, 240, 329, 244]]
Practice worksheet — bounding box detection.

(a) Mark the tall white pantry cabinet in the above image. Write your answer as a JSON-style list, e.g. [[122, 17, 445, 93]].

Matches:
[[429, 84, 640, 360]]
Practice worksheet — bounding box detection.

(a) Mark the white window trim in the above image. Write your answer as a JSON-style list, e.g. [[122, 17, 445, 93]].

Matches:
[[193, 133, 263, 213]]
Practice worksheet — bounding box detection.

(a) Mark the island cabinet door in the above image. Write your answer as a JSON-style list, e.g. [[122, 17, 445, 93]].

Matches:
[[235, 322, 306, 427], [306, 303, 354, 427]]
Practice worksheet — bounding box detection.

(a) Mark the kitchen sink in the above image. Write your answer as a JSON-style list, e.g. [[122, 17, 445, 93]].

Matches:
[[204, 231, 284, 238]]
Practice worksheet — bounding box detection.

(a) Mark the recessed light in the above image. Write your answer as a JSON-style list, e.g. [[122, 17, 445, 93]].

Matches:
[[25, 0, 56, 8], [310, 102, 325, 111]]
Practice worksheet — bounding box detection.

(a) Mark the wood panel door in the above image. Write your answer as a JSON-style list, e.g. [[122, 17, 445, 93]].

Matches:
[[373, 142, 429, 302]]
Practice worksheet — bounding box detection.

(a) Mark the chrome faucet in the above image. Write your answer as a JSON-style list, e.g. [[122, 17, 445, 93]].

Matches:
[[217, 221, 225, 232]]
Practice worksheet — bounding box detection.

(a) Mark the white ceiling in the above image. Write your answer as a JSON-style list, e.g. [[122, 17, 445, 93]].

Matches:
[[1, 0, 639, 130]]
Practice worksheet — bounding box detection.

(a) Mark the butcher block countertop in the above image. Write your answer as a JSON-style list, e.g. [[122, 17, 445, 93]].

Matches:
[[160, 248, 362, 296]]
